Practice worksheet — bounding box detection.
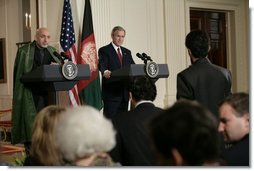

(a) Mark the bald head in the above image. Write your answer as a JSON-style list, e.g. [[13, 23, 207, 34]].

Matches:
[[35, 27, 51, 48]]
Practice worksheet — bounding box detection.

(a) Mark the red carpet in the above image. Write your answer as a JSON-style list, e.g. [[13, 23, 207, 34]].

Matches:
[[0, 144, 24, 154]]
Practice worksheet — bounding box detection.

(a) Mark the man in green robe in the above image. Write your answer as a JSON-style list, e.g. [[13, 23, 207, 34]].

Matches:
[[12, 28, 62, 154]]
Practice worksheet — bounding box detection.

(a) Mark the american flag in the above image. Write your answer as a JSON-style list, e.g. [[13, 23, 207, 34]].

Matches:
[[60, 0, 80, 106]]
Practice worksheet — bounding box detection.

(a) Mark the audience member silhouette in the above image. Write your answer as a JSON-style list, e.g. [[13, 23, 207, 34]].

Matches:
[[24, 105, 66, 166], [177, 30, 232, 119], [109, 76, 163, 166], [55, 105, 117, 166], [218, 92, 249, 166], [149, 100, 221, 166]]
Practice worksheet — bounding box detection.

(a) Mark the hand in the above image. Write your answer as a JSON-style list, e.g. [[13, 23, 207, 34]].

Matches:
[[63, 59, 69, 64], [50, 62, 60, 65], [103, 70, 111, 79]]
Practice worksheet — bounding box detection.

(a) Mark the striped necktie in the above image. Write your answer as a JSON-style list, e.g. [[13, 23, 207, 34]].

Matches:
[[117, 47, 123, 65]]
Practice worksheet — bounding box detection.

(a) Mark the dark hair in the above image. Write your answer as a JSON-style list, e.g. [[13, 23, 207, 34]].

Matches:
[[111, 26, 126, 37], [129, 76, 157, 102], [219, 92, 249, 117], [149, 100, 220, 165], [185, 30, 210, 58]]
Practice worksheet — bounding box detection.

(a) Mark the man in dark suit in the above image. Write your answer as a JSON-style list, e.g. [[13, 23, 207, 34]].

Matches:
[[98, 26, 135, 118], [218, 92, 249, 166], [177, 30, 232, 119], [109, 76, 163, 166]]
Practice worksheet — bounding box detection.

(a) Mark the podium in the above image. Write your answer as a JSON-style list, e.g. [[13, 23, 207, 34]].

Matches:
[[21, 64, 90, 105], [110, 64, 169, 82]]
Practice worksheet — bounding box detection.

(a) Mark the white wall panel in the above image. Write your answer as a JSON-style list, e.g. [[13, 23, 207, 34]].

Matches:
[[163, 0, 187, 107]]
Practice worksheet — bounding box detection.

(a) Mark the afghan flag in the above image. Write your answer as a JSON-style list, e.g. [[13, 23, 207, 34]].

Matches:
[[77, 0, 103, 110]]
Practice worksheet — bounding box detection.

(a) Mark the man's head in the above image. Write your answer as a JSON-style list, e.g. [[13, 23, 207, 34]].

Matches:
[[111, 26, 126, 47], [185, 30, 210, 59], [129, 76, 157, 104], [35, 27, 50, 48], [149, 100, 220, 166], [218, 92, 249, 143]]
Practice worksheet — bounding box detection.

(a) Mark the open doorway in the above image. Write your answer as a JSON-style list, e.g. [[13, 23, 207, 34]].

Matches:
[[190, 9, 227, 68]]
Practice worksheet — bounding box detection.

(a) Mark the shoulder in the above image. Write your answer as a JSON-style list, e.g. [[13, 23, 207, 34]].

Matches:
[[99, 43, 112, 51], [112, 111, 129, 121], [142, 104, 163, 113], [177, 66, 193, 78], [222, 138, 249, 166], [212, 63, 230, 72], [18, 44, 29, 51], [232, 135, 249, 149], [111, 110, 135, 127], [120, 46, 131, 53], [155, 106, 164, 112], [47, 45, 56, 52], [142, 104, 163, 115], [18, 42, 34, 52], [208, 64, 231, 80]]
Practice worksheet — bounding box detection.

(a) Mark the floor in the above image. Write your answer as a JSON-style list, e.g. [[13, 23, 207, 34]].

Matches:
[[0, 132, 25, 166]]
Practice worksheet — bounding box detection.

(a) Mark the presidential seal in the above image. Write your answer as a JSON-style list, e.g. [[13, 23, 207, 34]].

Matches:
[[62, 61, 78, 80], [145, 61, 159, 78]]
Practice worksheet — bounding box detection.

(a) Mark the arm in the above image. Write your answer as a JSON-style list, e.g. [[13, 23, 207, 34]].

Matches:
[[176, 74, 194, 100], [47, 46, 62, 65], [13, 48, 22, 87], [98, 48, 111, 79], [98, 48, 108, 73]]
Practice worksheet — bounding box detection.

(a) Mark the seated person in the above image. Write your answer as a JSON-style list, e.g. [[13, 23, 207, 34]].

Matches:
[[218, 92, 249, 166], [109, 76, 163, 166], [149, 100, 221, 166], [55, 105, 117, 166], [24, 105, 66, 166]]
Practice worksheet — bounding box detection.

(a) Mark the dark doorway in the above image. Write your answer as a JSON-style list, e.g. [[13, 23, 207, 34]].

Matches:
[[190, 9, 227, 68]]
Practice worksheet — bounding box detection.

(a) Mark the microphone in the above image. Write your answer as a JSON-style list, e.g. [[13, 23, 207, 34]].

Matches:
[[60, 52, 71, 61], [136, 53, 145, 60], [53, 51, 64, 63], [142, 53, 152, 61]]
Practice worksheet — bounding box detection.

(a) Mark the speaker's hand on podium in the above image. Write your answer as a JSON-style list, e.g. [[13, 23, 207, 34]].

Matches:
[[103, 70, 111, 79], [63, 59, 69, 64], [50, 62, 60, 65], [50, 59, 69, 65]]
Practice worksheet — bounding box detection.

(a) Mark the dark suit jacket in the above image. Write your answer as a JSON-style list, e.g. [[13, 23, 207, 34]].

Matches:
[[177, 57, 232, 118], [221, 134, 249, 166], [109, 102, 163, 166], [98, 43, 135, 101]]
